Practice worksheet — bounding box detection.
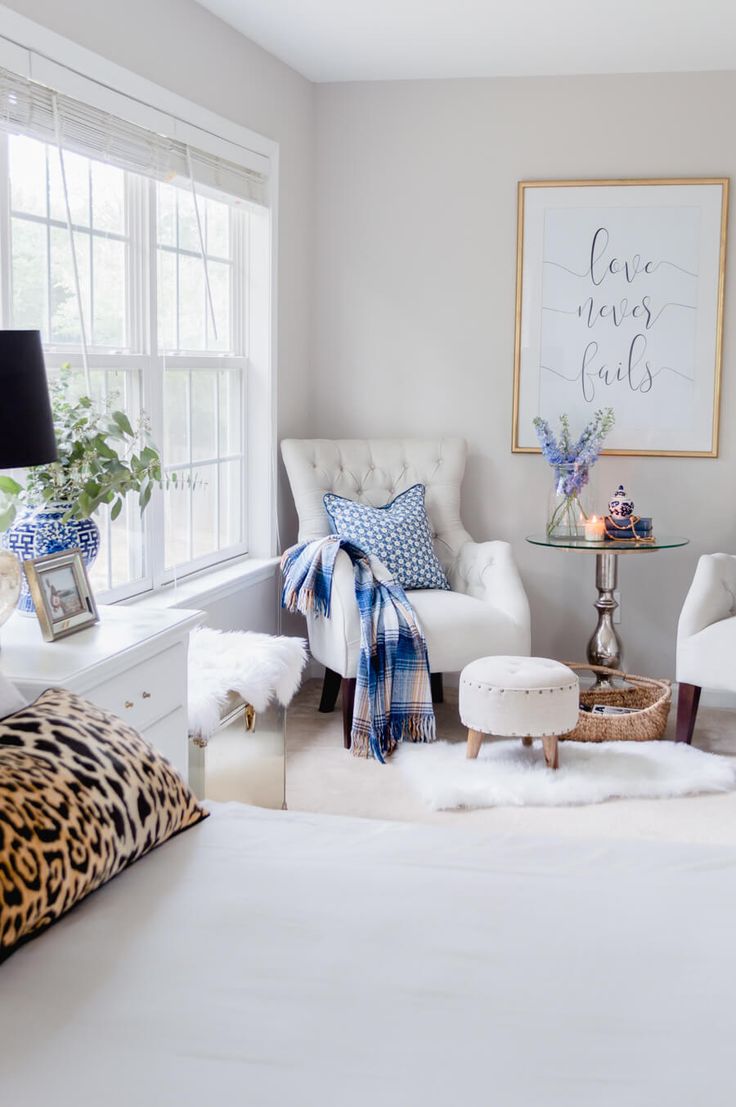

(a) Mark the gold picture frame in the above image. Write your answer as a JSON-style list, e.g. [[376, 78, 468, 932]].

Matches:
[[512, 177, 729, 457], [24, 548, 99, 642]]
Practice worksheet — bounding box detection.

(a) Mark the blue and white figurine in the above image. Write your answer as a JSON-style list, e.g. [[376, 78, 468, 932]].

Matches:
[[2, 502, 100, 614], [608, 485, 634, 519]]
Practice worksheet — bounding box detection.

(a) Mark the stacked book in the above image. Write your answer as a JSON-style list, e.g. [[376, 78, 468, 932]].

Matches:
[[604, 516, 653, 541]]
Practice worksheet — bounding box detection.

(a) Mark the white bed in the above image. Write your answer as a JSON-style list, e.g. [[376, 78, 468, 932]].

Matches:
[[1, 802, 734, 1106]]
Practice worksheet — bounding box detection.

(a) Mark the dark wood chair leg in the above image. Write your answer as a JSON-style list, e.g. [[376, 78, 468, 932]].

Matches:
[[430, 672, 444, 704], [319, 668, 342, 713], [341, 678, 356, 749], [676, 682, 701, 744]]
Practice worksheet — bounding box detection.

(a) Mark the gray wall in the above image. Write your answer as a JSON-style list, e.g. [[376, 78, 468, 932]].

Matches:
[[312, 74, 736, 678]]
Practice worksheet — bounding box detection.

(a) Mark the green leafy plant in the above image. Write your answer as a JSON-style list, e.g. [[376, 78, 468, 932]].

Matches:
[[0, 368, 166, 530]]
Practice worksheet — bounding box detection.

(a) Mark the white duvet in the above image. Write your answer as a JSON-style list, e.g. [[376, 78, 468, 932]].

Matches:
[[1, 802, 735, 1106]]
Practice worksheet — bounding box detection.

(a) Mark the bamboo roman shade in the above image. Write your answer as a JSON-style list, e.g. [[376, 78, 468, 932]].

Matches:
[[0, 65, 268, 206]]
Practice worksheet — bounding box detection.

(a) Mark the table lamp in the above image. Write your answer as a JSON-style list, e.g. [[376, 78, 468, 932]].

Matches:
[[0, 330, 58, 639]]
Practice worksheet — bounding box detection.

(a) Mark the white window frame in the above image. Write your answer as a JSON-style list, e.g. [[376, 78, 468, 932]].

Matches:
[[0, 140, 253, 602], [0, 6, 280, 597]]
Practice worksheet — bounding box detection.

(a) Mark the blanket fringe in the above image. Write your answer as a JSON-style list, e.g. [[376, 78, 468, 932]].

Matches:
[[281, 586, 330, 619], [351, 713, 437, 759]]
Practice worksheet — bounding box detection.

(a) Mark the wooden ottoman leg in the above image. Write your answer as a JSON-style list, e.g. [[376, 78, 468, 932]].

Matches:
[[467, 729, 484, 759], [543, 735, 559, 770], [522, 736, 533, 748]]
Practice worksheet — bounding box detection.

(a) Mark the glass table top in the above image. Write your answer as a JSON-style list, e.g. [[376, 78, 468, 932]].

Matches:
[[526, 534, 689, 553]]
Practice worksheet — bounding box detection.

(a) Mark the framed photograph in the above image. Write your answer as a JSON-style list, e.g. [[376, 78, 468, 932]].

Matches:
[[512, 178, 728, 456], [24, 548, 99, 642]]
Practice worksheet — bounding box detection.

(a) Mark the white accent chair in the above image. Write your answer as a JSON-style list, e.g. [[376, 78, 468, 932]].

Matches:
[[281, 438, 531, 746], [676, 553, 736, 743]]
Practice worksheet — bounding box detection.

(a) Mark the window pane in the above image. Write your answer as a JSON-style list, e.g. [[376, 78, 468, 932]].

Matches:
[[11, 218, 48, 336], [157, 183, 176, 246], [191, 371, 217, 462], [110, 497, 145, 587], [165, 478, 190, 568], [49, 149, 90, 227], [157, 248, 177, 350], [87, 533, 109, 595], [109, 366, 139, 413], [9, 135, 46, 217], [92, 237, 126, 347], [219, 460, 242, 548], [208, 260, 230, 351], [91, 162, 125, 234], [177, 189, 199, 253], [88, 498, 146, 593], [63, 366, 107, 407], [218, 370, 242, 455], [192, 465, 217, 559], [50, 227, 91, 344], [206, 197, 230, 258], [66, 368, 144, 595], [164, 370, 189, 466], [178, 254, 205, 350]]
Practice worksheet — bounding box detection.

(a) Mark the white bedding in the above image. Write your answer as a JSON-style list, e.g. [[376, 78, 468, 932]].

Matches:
[[1, 802, 735, 1106]]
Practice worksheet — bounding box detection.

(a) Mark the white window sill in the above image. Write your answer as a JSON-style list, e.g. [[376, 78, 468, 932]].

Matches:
[[122, 556, 280, 613]]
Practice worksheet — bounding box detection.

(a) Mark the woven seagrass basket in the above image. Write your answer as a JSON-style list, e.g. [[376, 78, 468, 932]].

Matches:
[[563, 664, 672, 743]]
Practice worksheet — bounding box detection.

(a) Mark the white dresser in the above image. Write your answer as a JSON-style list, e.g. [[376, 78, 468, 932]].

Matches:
[[0, 604, 203, 780]]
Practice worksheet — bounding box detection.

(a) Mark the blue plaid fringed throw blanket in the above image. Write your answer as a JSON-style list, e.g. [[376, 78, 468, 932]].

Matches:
[[281, 535, 436, 762]]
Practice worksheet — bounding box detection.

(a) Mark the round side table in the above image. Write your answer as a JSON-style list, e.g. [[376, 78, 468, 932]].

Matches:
[[526, 534, 689, 686]]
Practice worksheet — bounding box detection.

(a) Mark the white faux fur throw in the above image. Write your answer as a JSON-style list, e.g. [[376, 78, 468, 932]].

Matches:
[[188, 627, 308, 738]]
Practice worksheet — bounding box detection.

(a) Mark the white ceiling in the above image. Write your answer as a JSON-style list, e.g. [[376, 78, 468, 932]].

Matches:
[[196, 0, 736, 83]]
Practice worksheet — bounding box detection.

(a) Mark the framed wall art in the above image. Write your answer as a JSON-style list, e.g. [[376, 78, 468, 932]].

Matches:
[[512, 178, 728, 456]]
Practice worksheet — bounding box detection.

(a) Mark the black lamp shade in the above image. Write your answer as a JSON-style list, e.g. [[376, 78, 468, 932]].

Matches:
[[0, 330, 57, 469]]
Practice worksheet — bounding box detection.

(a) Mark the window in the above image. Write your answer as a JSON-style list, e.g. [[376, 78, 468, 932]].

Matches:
[[0, 130, 259, 601]]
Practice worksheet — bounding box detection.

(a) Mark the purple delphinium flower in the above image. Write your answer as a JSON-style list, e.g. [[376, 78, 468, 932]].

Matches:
[[533, 409, 616, 534], [533, 408, 615, 470]]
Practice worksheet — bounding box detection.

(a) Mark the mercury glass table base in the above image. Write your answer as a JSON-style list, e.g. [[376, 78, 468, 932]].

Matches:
[[525, 536, 689, 687], [587, 551, 622, 686]]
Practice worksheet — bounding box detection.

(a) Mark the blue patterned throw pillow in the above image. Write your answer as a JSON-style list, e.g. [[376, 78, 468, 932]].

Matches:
[[323, 483, 450, 591]]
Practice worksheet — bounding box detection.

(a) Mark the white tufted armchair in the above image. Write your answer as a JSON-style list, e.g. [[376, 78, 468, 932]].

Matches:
[[676, 553, 736, 743], [281, 437, 531, 746]]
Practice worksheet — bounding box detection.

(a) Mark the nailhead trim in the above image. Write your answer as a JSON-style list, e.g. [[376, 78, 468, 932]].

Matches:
[[460, 681, 578, 693], [462, 725, 571, 737]]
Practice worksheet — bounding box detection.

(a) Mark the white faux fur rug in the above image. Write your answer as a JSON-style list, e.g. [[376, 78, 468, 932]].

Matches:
[[395, 738, 736, 810], [188, 627, 308, 738]]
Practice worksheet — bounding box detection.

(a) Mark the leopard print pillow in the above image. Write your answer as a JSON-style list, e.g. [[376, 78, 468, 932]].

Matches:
[[0, 688, 207, 961]]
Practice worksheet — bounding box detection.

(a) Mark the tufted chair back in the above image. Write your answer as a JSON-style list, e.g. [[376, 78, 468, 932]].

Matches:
[[280, 438, 472, 574]]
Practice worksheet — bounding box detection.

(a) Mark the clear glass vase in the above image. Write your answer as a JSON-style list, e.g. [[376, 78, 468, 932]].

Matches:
[[546, 463, 592, 538]]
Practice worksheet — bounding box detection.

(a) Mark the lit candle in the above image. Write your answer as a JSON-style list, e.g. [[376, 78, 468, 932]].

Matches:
[[584, 515, 605, 542]]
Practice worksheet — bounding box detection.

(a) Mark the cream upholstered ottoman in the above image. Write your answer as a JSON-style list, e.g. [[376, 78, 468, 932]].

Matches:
[[459, 656, 579, 770]]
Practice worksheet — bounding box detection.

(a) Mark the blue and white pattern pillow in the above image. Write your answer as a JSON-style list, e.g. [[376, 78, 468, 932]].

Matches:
[[323, 483, 450, 591]]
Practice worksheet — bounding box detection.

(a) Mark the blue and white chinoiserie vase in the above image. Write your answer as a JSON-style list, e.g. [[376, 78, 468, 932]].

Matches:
[[608, 485, 635, 519], [2, 502, 100, 614]]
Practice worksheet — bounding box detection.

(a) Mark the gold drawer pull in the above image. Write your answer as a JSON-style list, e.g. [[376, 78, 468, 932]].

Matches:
[[142, 691, 152, 699], [124, 700, 134, 709]]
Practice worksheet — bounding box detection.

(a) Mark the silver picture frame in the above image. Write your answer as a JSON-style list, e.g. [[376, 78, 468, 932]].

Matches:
[[23, 547, 99, 642]]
